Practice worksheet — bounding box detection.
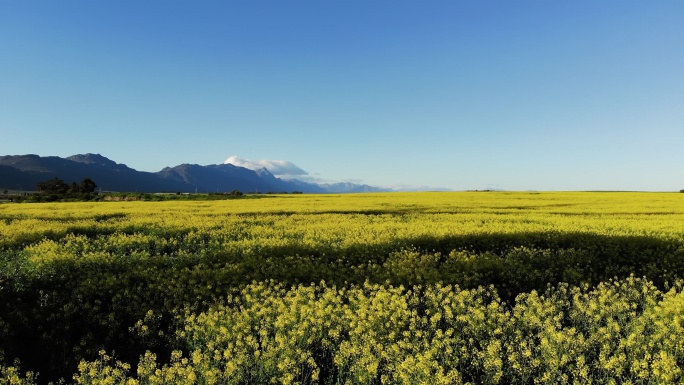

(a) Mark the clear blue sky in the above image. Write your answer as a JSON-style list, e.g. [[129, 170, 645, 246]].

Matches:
[[1, 1, 682, 191]]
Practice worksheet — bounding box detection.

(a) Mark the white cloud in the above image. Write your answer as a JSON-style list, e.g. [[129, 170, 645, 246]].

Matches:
[[224, 155, 308, 177], [224, 155, 451, 191]]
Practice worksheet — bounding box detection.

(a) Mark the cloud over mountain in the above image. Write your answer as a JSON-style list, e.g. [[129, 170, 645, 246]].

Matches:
[[224, 156, 308, 177], [0, 153, 431, 193]]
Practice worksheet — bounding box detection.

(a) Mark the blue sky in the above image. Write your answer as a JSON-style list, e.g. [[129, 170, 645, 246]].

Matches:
[[1, 1, 682, 191]]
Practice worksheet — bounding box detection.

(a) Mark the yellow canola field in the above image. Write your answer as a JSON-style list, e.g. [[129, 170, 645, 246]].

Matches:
[[3, 192, 684, 385], [0, 192, 684, 240], [2, 192, 684, 252]]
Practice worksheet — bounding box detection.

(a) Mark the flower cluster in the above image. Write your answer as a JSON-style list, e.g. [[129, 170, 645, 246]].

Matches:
[[68, 277, 684, 385]]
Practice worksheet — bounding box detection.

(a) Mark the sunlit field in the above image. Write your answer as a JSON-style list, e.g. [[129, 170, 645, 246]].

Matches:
[[2, 192, 684, 384]]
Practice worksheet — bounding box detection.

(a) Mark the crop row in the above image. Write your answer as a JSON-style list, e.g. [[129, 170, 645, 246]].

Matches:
[[7, 277, 683, 385]]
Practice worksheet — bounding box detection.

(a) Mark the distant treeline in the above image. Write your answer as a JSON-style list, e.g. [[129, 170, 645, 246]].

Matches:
[[0, 177, 99, 202], [0, 177, 300, 202]]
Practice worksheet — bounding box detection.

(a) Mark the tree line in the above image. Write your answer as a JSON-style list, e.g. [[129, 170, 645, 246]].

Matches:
[[36, 177, 98, 195]]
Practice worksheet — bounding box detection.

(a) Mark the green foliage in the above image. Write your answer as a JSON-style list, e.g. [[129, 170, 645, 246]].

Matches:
[[36, 177, 70, 195], [27, 177, 100, 202], [79, 178, 97, 194]]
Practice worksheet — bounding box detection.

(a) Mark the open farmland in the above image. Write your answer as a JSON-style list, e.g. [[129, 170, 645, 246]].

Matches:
[[2, 192, 684, 384]]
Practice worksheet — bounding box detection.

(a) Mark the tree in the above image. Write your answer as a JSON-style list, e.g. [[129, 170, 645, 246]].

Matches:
[[80, 178, 98, 194], [37, 177, 69, 195], [2, 189, 7, 195]]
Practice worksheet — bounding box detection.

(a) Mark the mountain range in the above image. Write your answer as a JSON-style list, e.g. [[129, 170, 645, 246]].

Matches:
[[0, 154, 391, 194]]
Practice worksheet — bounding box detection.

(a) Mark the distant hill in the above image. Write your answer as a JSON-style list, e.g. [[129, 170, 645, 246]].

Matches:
[[0, 154, 390, 194], [316, 182, 392, 193], [0, 154, 185, 192]]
